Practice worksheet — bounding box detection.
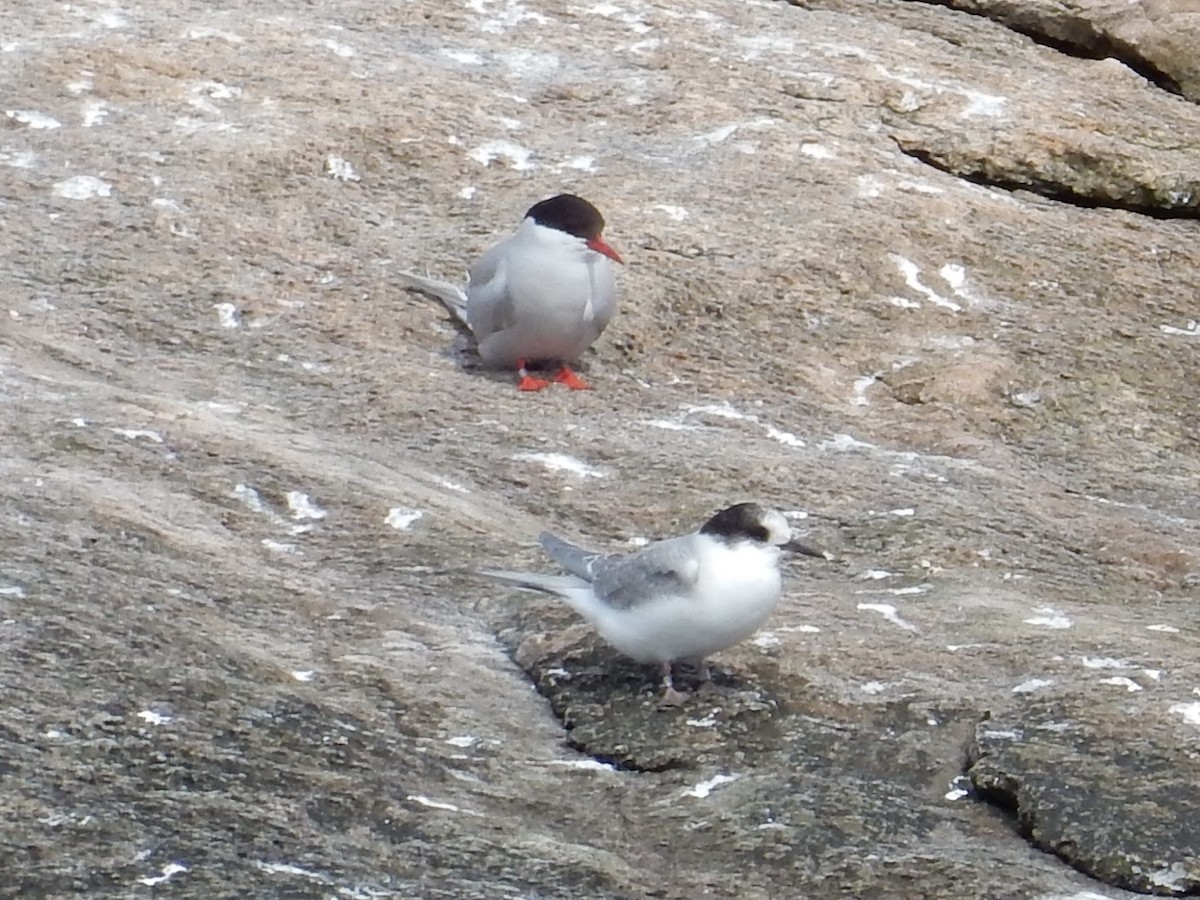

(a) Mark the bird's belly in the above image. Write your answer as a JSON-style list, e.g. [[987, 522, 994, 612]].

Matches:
[[494, 261, 613, 365], [594, 577, 780, 664]]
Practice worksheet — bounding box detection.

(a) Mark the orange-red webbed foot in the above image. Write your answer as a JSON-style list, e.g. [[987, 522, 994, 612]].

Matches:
[[516, 359, 552, 392], [553, 366, 591, 391], [517, 374, 552, 391]]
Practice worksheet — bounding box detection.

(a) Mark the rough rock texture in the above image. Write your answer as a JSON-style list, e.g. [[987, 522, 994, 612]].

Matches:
[[969, 699, 1200, 895], [893, 0, 1200, 102], [874, 0, 1200, 215], [864, 0, 1200, 211], [3, 0, 1200, 898]]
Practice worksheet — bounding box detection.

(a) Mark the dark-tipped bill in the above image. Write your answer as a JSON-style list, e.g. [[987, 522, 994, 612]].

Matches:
[[784, 539, 829, 559]]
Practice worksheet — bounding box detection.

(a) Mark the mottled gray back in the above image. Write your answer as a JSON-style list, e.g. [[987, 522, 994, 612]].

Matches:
[[588, 536, 701, 610]]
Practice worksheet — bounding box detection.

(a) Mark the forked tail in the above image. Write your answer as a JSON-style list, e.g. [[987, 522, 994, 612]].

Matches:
[[537, 532, 606, 580], [477, 568, 585, 596], [397, 271, 469, 325], [476, 569, 602, 626]]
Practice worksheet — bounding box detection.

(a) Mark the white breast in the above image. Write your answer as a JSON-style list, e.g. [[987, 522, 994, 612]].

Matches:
[[586, 538, 783, 664]]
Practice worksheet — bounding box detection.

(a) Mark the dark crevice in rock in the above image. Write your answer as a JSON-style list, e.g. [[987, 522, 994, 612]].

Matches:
[[895, 142, 1200, 220], [898, 0, 1184, 99], [967, 711, 1200, 897], [964, 778, 1021, 819], [564, 740, 680, 774], [962, 741, 1023, 824]]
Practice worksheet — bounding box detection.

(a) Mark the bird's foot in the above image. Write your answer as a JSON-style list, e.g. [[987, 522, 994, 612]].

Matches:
[[656, 661, 689, 707], [517, 374, 552, 392], [516, 360, 551, 392], [553, 366, 591, 391], [658, 686, 690, 708]]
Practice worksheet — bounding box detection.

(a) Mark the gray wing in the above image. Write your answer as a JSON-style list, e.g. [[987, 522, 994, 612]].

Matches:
[[589, 536, 701, 611], [538, 532, 611, 581], [465, 240, 516, 341]]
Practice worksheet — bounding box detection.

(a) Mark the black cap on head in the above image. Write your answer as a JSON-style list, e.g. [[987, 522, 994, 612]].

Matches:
[[699, 502, 771, 544], [526, 194, 606, 241]]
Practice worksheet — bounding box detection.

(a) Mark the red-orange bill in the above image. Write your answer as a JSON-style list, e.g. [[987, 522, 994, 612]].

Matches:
[[586, 236, 624, 264]]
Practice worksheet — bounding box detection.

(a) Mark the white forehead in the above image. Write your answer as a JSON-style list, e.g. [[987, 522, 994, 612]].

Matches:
[[761, 509, 792, 545]]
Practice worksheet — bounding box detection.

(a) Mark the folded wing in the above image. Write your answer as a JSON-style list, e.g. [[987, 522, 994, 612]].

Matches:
[[466, 242, 517, 341], [589, 537, 701, 610]]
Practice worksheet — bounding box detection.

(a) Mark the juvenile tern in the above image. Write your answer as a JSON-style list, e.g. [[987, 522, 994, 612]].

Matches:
[[398, 193, 622, 391], [481, 503, 823, 702]]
